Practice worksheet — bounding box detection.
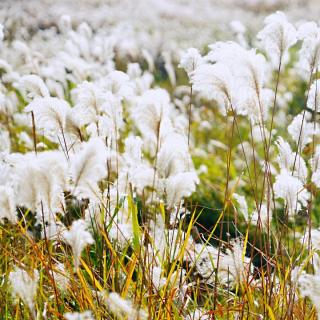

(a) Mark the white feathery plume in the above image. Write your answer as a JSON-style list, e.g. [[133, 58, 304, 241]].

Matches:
[[191, 238, 251, 286], [78, 22, 92, 39], [9, 267, 39, 316], [40, 221, 65, 241], [164, 171, 199, 208], [156, 133, 191, 178], [179, 47, 203, 76], [207, 41, 246, 64], [105, 292, 148, 320], [45, 78, 65, 99], [0, 59, 19, 84], [100, 92, 124, 132], [149, 266, 167, 290], [297, 21, 320, 72], [64, 107, 83, 139], [37, 151, 68, 195], [185, 309, 210, 320], [103, 70, 133, 99], [120, 136, 155, 193], [127, 63, 142, 79], [307, 79, 320, 111], [133, 88, 173, 144], [207, 42, 267, 93], [61, 219, 94, 269], [70, 138, 108, 199], [205, 42, 270, 121], [288, 113, 316, 148], [206, 41, 274, 123], [25, 97, 70, 134], [298, 253, 320, 320], [238, 88, 273, 124], [0, 129, 11, 153], [131, 71, 153, 95], [108, 221, 133, 247], [14, 161, 44, 212], [273, 169, 309, 216], [14, 151, 67, 214], [311, 146, 320, 188], [106, 292, 133, 314], [233, 193, 249, 221], [86, 115, 113, 140], [0, 185, 17, 223], [230, 20, 247, 47], [18, 74, 49, 100], [224, 238, 252, 283], [251, 204, 270, 228], [191, 62, 238, 115], [302, 229, 320, 250], [72, 81, 105, 124], [58, 14, 72, 34], [123, 135, 143, 166], [142, 49, 154, 72], [276, 137, 307, 182], [257, 11, 297, 67], [129, 165, 155, 194], [162, 51, 176, 86], [148, 215, 193, 263], [64, 311, 94, 320], [52, 263, 69, 291], [190, 243, 219, 285]]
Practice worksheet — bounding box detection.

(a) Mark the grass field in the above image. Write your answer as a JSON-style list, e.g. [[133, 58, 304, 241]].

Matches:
[[1, 2, 320, 319]]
